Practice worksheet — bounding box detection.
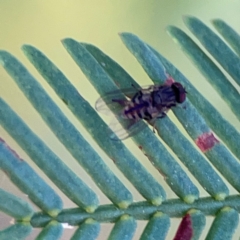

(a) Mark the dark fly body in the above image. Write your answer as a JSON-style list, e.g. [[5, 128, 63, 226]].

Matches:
[[96, 82, 187, 140]]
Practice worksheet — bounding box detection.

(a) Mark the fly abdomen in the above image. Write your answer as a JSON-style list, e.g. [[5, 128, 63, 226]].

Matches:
[[123, 102, 148, 120], [143, 110, 152, 120], [132, 91, 143, 104]]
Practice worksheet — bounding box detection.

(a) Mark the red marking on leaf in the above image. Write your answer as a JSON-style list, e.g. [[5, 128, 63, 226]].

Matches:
[[138, 145, 149, 157], [165, 76, 175, 86], [110, 157, 116, 164], [195, 132, 219, 152], [0, 137, 23, 161], [156, 167, 167, 180], [173, 214, 193, 240], [6, 146, 22, 161]]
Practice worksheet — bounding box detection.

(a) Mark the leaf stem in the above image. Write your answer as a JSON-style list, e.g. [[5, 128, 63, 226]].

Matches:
[[30, 195, 240, 227]]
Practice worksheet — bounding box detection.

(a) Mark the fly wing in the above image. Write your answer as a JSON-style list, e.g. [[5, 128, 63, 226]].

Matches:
[[95, 84, 162, 115], [95, 84, 163, 140], [95, 88, 137, 116], [109, 116, 147, 140]]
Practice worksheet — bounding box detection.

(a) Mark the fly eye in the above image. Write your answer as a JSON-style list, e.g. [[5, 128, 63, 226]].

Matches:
[[171, 82, 186, 103], [176, 92, 186, 103]]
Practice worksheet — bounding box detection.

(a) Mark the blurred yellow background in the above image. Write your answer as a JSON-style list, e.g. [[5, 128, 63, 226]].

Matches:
[[0, 1, 240, 239]]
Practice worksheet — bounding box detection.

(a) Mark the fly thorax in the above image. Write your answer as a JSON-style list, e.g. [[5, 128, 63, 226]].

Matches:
[[152, 91, 163, 105], [152, 89, 176, 107]]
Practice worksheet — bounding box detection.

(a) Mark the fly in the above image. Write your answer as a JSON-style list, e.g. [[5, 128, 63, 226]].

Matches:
[[96, 82, 187, 140]]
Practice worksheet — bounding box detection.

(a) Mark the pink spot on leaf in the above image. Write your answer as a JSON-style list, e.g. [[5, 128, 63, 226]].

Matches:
[[0, 137, 23, 161], [156, 167, 167, 180], [138, 145, 149, 157], [110, 157, 116, 164], [173, 214, 193, 240], [195, 132, 219, 152], [165, 76, 175, 86]]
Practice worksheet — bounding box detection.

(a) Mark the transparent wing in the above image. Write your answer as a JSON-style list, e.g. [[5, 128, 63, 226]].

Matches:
[[95, 84, 164, 140], [109, 116, 147, 140], [95, 84, 165, 115], [95, 88, 138, 116]]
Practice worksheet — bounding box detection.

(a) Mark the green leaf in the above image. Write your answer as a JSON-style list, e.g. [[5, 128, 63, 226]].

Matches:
[[108, 215, 137, 240], [206, 207, 239, 240], [0, 223, 32, 240], [82, 42, 228, 201], [62, 38, 167, 204], [183, 16, 240, 86], [70, 219, 100, 240], [140, 212, 170, 240], [35, 220, 63, 240], [148, 46, 240, 160], [0, 17, 240, 240], [0, 137, 62, 216], [0, 98, 98, 213], [0, 188, 34, 220], [166, 25, 240, 121], [212, 19, 240, 57]]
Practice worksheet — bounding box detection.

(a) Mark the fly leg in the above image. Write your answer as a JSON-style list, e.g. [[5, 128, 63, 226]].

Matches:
[[111, 99, 128, 106], [168, 103, 176, 108], [151, 121, 158, 134], [150, 112, 166, 133], [131, 83, 141, 91], [157, 112, 167, 119], [177, 103, 187, 110]]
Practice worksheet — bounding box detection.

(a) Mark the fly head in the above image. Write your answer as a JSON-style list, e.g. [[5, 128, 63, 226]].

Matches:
[[171, 82, 187, 103]]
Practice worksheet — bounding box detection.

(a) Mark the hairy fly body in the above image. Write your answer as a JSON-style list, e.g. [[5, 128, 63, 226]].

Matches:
[[96, 82, 187, 140]]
